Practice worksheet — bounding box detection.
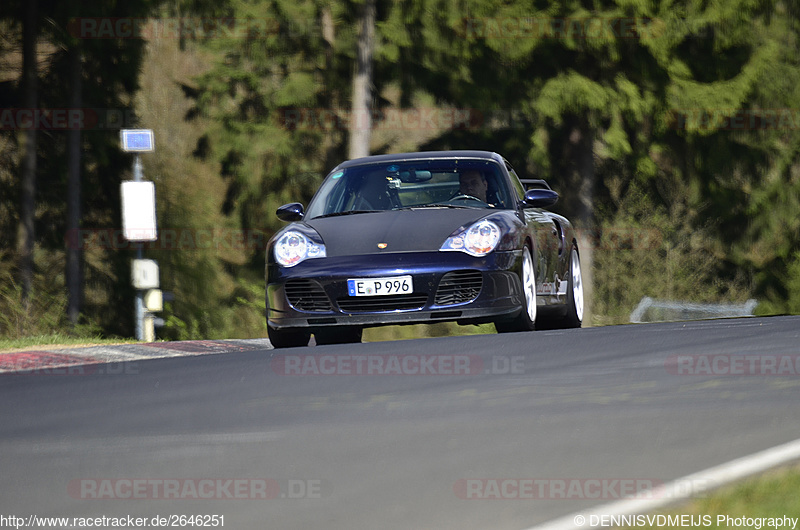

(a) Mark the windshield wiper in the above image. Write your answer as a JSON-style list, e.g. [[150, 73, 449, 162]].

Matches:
[[316, 210, 381, 218]]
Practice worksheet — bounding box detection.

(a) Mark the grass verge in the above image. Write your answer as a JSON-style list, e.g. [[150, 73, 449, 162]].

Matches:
[[620, 462, 800, 529], [0, 334, 137, 354]]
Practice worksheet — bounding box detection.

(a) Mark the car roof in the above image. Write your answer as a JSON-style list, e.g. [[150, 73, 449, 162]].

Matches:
[[333, 150, 505, 170]]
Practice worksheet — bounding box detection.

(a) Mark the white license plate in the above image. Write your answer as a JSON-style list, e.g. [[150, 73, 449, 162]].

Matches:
[[347, 275, 413, 297]]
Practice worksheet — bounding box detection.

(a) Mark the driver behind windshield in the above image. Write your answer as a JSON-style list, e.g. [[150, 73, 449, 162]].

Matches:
[[458, 170, 488, 202]]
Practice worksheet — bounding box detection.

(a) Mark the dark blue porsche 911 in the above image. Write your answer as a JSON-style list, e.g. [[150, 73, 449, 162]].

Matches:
[[265, 150, 584, 348]]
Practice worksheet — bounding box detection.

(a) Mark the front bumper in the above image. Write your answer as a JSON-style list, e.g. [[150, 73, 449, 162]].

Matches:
[[266, 250, 524, 329]]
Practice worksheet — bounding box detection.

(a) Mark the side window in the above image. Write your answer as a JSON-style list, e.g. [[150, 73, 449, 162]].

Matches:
[[505, 161, 525, 201]]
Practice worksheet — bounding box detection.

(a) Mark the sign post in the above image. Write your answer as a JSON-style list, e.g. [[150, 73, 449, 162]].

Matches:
[[120, 129, 159, 341]]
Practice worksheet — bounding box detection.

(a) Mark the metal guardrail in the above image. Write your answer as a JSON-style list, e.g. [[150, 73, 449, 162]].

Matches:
[[630, 297, 758, 323]]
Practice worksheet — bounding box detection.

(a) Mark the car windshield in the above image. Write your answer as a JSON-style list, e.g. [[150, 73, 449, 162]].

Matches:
[[304, 159, 514, 219]]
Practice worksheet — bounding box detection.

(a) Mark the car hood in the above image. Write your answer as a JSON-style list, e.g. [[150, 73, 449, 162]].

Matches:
[[304, 208, 491, 257]]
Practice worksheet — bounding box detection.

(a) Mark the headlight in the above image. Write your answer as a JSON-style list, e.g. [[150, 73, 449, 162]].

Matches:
[[274, 230, 326, 267], [440, 219, 501, 257]]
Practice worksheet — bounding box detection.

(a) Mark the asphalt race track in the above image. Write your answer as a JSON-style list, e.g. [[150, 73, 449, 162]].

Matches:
[[2, 317, 800, 529]]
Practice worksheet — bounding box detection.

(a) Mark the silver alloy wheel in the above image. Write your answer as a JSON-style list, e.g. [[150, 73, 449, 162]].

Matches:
[[523, 249, 537, 323], [571, 248, 584, 322]]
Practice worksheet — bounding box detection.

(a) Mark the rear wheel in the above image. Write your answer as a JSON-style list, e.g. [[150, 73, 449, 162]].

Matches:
[[538, 245, 583, 330], [562, 246, 584, 328], [495, 245, 537, 333], [314, 326, 363, 345], [268, 326, 311, 349]]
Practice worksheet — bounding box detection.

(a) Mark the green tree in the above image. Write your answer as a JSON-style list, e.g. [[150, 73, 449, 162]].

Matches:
[[158, 0, 384, 338], [384, 0, 800, 318], [0, 0, 168, 337]]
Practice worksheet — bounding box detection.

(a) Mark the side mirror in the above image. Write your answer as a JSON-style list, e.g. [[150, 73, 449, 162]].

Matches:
[[523, 189, 559, 208], [276, 202, 304, 222]]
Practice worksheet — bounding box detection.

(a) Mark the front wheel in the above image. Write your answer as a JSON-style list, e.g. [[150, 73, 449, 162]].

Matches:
[[268, 326, 311, 349], [495, 245, 537, 333]]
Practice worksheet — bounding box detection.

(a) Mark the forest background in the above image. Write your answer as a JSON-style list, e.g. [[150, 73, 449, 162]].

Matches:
[[1, 0, 799, 342]]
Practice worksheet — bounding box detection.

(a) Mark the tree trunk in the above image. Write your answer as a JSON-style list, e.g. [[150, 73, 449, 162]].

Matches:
[[18, 0, 38, 306], [320, 5, 341, 171], [348, 0, 375, 160], [66, 46, 83, 326], [573, 122, 595, 228], [321, 6, 335, 71], [561, 115, 595, 325]]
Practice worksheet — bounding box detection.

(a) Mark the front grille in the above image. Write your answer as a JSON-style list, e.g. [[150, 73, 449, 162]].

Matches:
[[434, 270, 483, 305], [285, 279, 331, 312], [337, 293, 429, 312]]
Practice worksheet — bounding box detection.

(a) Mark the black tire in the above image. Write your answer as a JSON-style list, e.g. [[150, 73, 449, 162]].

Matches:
[[561, 245, 583, 328], [314, 326, 363, 345], [268, 326, 311, 349], [495, 245, 537, 333]]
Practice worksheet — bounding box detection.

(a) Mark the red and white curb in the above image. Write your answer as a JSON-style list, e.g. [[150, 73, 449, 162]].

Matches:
[[0, 339, 273, 375]]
